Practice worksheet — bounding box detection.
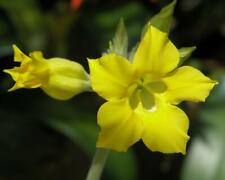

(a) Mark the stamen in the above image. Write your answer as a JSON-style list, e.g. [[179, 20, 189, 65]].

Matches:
[[139, 88, 155, 110], [129, 88, 140, 109], [146, 81, 167, 93]]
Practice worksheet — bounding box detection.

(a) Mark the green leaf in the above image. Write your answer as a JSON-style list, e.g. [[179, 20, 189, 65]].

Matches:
[[107, 18, 128, 57], [178, 46, 196, 65], [181, 72, 225, 180], [141, 0, 176, 38]]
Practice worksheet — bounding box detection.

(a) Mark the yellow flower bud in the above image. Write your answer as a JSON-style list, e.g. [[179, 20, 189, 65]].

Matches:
[[4, 45, 90, 100]]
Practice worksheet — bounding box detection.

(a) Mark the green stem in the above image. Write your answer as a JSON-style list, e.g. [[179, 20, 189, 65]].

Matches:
[[86, 148, 109, 180]]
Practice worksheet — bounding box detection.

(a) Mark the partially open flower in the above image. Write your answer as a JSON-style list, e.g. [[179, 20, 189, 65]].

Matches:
[[4, 45, 90, 100]]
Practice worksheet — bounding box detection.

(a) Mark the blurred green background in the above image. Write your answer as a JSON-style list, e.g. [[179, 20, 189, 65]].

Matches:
[[0, 0, 225, 179]]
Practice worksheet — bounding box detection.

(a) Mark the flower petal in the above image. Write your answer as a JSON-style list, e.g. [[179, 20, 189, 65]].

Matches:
[[4, 50, 48, 91], [133, 26, 179, 75], [141, 103, 189, 154], [88, 54, 135, 101], [13, 44, 30, 62], [42, 58, 90, 100], [96, 99, 143, 151], [163, 66, 218, 104]]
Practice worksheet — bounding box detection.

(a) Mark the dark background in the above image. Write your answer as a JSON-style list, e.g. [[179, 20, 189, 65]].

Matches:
[[0, 0, 225, 179]]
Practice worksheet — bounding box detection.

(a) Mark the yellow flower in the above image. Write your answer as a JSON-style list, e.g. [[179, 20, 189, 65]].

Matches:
[[4, 45, 90, 100], [88, 26, 217, 154]]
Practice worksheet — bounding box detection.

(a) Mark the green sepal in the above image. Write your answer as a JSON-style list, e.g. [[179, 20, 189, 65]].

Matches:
[[151, 0, 177, 33], [107, 18, 128, 58], [178, 46, 196, 65], [141, 0, 177, 39], [128, 42, 139, 62]]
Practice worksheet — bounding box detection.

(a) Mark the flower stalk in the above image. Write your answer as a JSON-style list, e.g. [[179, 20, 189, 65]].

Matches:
[[86, 149, 109, 180]]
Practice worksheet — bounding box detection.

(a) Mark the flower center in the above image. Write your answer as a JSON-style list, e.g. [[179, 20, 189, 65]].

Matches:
[[129, 75, 167, 111]]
